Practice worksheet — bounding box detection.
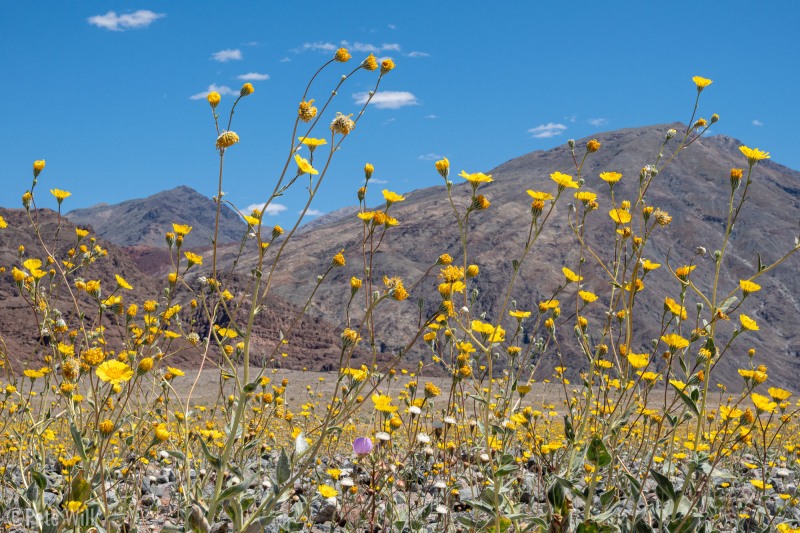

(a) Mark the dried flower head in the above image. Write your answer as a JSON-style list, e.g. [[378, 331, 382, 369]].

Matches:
[[216, 131, 240, 150], [330, 112, 355, 135], [298, 99, 317, 122]]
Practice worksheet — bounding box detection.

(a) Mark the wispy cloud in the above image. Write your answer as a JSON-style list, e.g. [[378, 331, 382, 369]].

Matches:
[[280, 57, 291, 63], [87, 10, 164, 31], [353, 91, 418, 109], [588, 118, 608, 127], [303, 209, 324, 217], [211, 49, 242, 62], [342, 41, 401, 53], [245, 203, 287, 216], [425, 114, 438, 119], [418, 153, 443, 161], [752, 119, 764, 126], [297, 42, 337, 52], [528, 122, 567, 139], [406, 51, 430, 58], [298, 41, 401, 54], [237, 72, 270, 81], [189, 84, 238, 100], [370, 178, 389, 184], [387, 24, 397, 30]]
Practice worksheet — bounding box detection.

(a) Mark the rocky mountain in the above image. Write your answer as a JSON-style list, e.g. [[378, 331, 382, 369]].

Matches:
[[4, 124, 798, 387], [65, 185, 245, 249], [0, 208, 352, 373], [220, 123, 800, 388]]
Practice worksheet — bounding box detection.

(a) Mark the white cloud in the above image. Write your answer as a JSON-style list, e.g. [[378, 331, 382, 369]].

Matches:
[[370, 178, 389, 184], [341, 41, 402, 53], [189, 84, 238, 100], [406, 51, 430, 58], [564, 115, 577, 123], [353, 91, 418, 109], [298, 42, 337, 52], [236, 72, 270, 81], [418, 153, 443, 161], [528, 122, 567, 139], [382, 117, 396, 126], [87, 10, 164, 31], [211, 49, 243, 62], [303, 209, 324, 217], [387, 24, 397, 30], [588, 118, 608, 127], [280, 57, 291, 63], [244, 41, 259, 46], [425, 114, 438, 119], [752, 119, 764, 126], [245, 203, 287, 216]]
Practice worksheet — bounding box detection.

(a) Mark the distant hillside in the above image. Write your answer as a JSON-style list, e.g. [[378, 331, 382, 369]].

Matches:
[[221, 123, 800, 388], [66, 185, 246, 248], [0, 208, 355, 373]]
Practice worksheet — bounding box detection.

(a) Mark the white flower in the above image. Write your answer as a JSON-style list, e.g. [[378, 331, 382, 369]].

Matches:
[[416, 433, 431, 444]]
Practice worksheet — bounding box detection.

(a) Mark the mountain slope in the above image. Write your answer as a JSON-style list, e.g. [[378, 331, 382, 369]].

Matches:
[[225, 123, 800, 387], [65, 185, 245, 248]]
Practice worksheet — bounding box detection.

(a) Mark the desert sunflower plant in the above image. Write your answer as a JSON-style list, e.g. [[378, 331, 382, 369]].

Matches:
[[1, 50, 799, 533]]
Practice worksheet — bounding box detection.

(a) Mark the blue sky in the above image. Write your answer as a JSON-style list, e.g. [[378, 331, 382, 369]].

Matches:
[[3, 1, 797, 227]]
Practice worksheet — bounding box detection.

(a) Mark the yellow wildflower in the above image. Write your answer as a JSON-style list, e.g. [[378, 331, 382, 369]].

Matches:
[[627, 353, 649, 369], [692, 76, 713, 91], [661, 333, 690, 350], [294, 154, 319, 175], [184, 251, 203, 266], [115, 274, 133, 290], [609, 208, 631, 224], [739, 146, 770, 165], [96, 360, 133, 385], [50, 189, 72, 203], [382, 189, 405, 204], [599, 171, 622, 184], [459, 170, 493, 183], [562, 267, 583, 283], [739, 279, 761, 295], [318, 484, 338, 498], [240, 83, 254, 96], [739, 314, 759, 331], [550, 171, 579, 189], [361, 54, 378, 71], [334, 48, 351, 62], [578, 291, 598, 303]]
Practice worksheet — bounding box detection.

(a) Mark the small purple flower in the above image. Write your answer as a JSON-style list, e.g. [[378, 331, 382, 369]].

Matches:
[[353, 437, 373, 456]]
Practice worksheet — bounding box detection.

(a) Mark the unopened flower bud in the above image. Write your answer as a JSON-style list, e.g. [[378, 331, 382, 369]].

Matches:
[[240, 83, 254, 97]]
